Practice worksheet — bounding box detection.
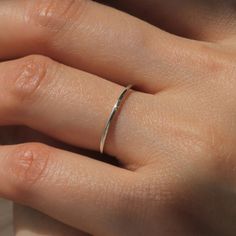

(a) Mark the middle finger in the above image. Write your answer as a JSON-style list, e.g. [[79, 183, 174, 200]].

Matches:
[[0, 0, 202, 93]]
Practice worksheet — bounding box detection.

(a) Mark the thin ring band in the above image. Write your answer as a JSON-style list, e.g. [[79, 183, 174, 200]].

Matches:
[[100, 85, 133, 154]]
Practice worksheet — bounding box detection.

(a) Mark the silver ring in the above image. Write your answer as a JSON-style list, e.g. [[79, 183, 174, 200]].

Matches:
[[100, 85, 133, 154]]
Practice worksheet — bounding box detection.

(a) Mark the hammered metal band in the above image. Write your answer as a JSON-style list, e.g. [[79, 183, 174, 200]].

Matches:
[[100, 85, 133, 154]]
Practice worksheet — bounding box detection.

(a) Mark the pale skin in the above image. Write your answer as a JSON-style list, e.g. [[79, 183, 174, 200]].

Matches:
[[0, 0, 235, 235]]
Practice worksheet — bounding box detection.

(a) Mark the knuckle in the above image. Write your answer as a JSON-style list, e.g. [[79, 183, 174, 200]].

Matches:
[[112, 177, 150, 218], [13, 55, 53, 104], [8, 143, 51, 199], [203, 124, 235, 172], [181, 122, 227, 177], [113, 176, 170, 229], [197, 44, 235, 80], [197, 45, 225, 74], [25, 0, 88, 34]]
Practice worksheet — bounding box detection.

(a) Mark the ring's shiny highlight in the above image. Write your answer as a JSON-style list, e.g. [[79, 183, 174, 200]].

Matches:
[[100, 85, 133, 154]]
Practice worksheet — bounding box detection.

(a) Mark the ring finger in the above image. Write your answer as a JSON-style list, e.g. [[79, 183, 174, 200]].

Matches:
[[0, 55, 151, 167]]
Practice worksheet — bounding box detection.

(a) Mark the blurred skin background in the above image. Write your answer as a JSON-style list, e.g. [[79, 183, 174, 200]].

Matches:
[[0, 199, 13, 235]]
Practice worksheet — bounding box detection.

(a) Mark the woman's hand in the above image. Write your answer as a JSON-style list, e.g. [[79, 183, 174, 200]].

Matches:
[[0, 0, 236, 235]]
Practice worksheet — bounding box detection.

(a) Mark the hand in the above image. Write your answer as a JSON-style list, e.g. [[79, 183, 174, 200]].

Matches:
[[0, 0, 235, 235]]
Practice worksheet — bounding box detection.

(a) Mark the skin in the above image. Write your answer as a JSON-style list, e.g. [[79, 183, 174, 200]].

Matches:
[[0, 0, 235, 235]]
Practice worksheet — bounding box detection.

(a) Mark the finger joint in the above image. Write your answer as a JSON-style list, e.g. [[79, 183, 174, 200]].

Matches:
[[25, 0, 89, 34], [7, 143, 51, 201], [13, 55, 53, 105]]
